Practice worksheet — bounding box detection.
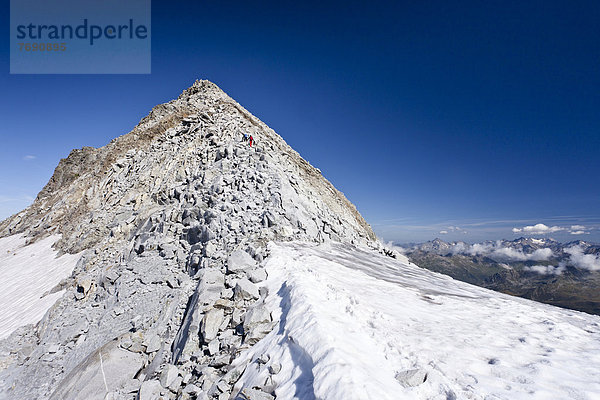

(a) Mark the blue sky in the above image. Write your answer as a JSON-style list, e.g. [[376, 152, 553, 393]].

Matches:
[[1, 1, 599, 243]]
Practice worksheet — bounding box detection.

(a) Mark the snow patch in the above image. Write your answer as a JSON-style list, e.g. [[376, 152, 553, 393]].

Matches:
[[0, 234, 81, 339]]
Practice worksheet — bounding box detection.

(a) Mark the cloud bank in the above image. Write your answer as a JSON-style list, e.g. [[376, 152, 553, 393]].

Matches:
[[447, 241, 554, 262], [522, 246, 600, 274], [562, 246, 600, 271], [512, 223, 591, 236], [491, 247, 553, 262], [512, 223, 564, 234]]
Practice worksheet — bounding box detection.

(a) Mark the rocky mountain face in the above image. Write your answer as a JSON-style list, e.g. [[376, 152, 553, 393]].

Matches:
[[405, 238, 600, 315], [0, 80, 376, 400]]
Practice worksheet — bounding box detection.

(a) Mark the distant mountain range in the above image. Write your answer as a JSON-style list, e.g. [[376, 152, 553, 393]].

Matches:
[[403, 237, 600, 315]]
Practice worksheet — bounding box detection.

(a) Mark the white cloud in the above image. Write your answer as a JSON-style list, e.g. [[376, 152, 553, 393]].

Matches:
[[449, 241, 553, 261], [491, 247, 553, 262], [512, 223, 564, 235], [562, 246, 600, 271], [568, 225, 590, 235], [524, 265, 566, 275], [380, 239, 408, 255], [530, 248, 554, 261], [438, 227, 464, 235], [449, 242, 468, 254], [491, 247, 525, 260], [465, 243, 495, 256], [513, 223, 592, 236], [23, 155, 36, 161]]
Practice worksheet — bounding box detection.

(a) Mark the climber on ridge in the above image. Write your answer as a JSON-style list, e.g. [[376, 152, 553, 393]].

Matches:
[[249, 135, 254, 147]]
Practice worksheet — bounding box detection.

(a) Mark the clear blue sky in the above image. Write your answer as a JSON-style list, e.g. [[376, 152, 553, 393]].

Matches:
[[1, 1, 599, 243]]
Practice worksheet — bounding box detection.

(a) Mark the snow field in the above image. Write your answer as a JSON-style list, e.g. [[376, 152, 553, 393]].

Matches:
[[234, 242, 600, 400], [0, 234, 81, 340]]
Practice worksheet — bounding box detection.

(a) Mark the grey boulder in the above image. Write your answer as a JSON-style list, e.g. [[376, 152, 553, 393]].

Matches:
[[395, 369, 428, 387], [233, 279, 260, 301], [200, 309, 225, 343], [227, 250, 257, 274], [138, 379, 162, 400]]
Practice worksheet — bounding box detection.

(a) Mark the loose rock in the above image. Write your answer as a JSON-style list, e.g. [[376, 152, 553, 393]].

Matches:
[[234, 279, 259, 301], [200, 309, 225, 343]]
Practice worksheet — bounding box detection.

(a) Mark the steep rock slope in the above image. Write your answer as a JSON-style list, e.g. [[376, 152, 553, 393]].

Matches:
[[0, 80, 376, 400]]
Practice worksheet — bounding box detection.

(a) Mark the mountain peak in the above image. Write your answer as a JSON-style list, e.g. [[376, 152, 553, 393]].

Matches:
[[1, 80, 375, 253], [179, 79, 223, 98]]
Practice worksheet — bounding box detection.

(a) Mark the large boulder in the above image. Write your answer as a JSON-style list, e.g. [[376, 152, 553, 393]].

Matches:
[[242, 303, 273, 345], [235, 388, 274, 400], [247, 268, 267, 283], [159, 364, 180, 389], [138, 379, 162, 400], [395, 369, 428, 387], [49, 337, 145, 400], [233, 279, 259, 301], [200, 309, 225, 343], [243, 304, 271, 331], [227, 250, 257, 274]]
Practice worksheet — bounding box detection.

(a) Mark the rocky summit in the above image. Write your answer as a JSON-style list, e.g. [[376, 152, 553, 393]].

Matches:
[[0, 80, 377, 400]]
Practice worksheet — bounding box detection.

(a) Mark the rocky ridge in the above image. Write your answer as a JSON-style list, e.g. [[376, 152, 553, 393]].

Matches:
[[0, 80, 377, 400]]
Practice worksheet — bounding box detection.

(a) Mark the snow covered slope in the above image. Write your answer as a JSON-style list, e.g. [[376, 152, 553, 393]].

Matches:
[[234, 242, 600, 400], [0, 235, 81, 340]]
